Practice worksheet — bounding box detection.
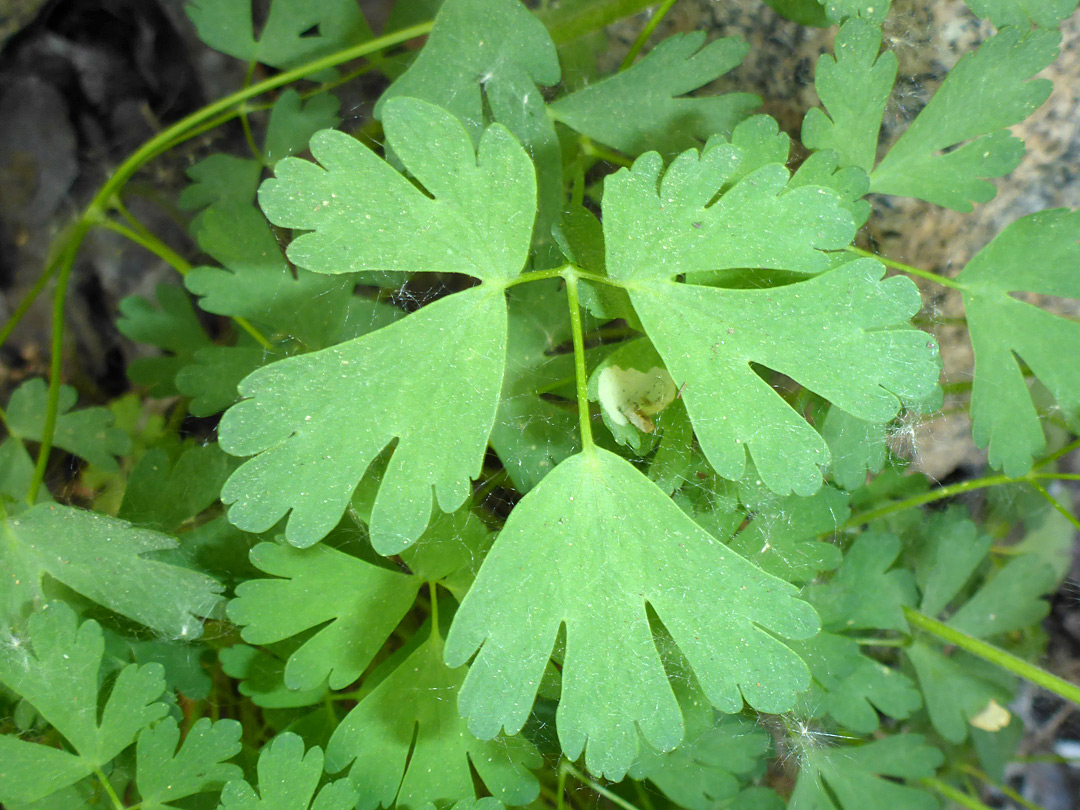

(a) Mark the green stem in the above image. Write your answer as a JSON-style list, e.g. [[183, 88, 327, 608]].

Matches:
[[620, 0, 679, 70], [97, 219, 192, 275], [1027, 480, 1080, 534], [0, 242, 65, 351], [920, 777, 992, 810], [509, 266, 618, 289], [579, 136, 633, 167], [429, 581, 441, 640], [844, 472, 1080, 527], [563, 271, 595, 450], [556, 759, 569, 810], [1035, 437, 1080, 469], [94, 767, 125, 810], [845, 245, 964, 290], [904, 608, 1080, 707], [561, 761, 642, 810], [957, 764, 1049, 810]]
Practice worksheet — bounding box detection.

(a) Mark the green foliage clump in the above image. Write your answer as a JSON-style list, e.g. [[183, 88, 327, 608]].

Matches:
[[2, 1, 1080, 809]]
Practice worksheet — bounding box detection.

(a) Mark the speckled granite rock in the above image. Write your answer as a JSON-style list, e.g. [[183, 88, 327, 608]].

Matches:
[[609, 0, 1080, 480]]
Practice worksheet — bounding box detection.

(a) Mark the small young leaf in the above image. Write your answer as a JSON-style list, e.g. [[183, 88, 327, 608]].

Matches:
[[802, 19, 897, 174], [118, 284, 213, 396], [912, 510, 992, 617], [264, 89, 341, 164], [445, 449, 819, 780], [178, 154, 262, 212], [217, 733, 358, 810], [136, 717, 242, 809], [176, 345, 268, 417], [326, 628, 541, 809], [549, 33, 759, 156], [789, 734, 942, 810], [186, 0, 373, 70], [948, 555, 1056, 639], [0, 603, 167, 772], [187, 201, 356, 348], [1, 504, 223, 637], [962, 0, 1078, 29], [259, 98, 535, 283], [5, 378, 130, 472], [228, 541, 420, 690], [870, 28, 1059, 210], [220, 644, 328, 708], [956, 208, 1080, 476], [806, 530, 916, 632], [119, 443, 236, 532], [791, 632, 920, 733]]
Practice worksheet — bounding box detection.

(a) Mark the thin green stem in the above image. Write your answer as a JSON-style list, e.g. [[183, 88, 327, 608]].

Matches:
[[620, 0, 679, 70], [97, 219, 192, 275], [0, 243, 65, 351], [1027, 480, 1080, 533], [921, 778, 992, 810], [905, 607, 1080, 707], [845, 245, 964, 290], [94, 767, 125, 810], [429, 581, 441, 640], [1036, 437, 1080, 469], [561, 761, 642, 810], [556, 759, 569, 810], [563, 271, 595, 450], [844, 472, 1080, 527], [852, 636, 908, 647], [957, 764, 1049, 810], [579, 136, 633, 167], [509, 266, 617, 289]]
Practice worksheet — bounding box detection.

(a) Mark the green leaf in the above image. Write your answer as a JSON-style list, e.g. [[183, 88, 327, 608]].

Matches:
[[119, 444, 236, 532], [228, 541, 420, 690], [821, 0, 891, 23], [490, 280, 580, 492], [761, 0, 831, 26], [264, 89, 341, 164], [0, 603, 168, 770], [806, 530, 916, 632], [187, 201, 355, 348], [949, 555, 1056, 639], [220, 285, 507, 550], [185, 0, 373, 70], [725, 116, 791, 184], [628, 679, 771, 810], [802, 19, 896, 174], [176, 345, 268, 417], [821, 407, 886, 490], [377, 0, 560, 238], [217, 733, 358, 810], [791, 632, 920, 733], [219, 644, 327, 708], [259, 98, 535, 284], [906, 641, 1014, 744], [549, 33, 759, 156], [0, 734, 91, 806], [789, 734, 942, 810], [398, 506, 493, 601], [135, 718, 242, 809], [445, 449, 819, 779], [870, 28, 1059, 210], [956, 209, 1080, 476], [0, 438, 37, 504], [727, 481, 848, 583], [4, 379, 130, 472], [1, 504, 223, 637], [118, 284, 213, 397], [962, 0, 1078, 28], [326, 627, 541, 809], [912, 510, 992, 617], [178, 154, 262, 212], [788, 150, 871, 228]]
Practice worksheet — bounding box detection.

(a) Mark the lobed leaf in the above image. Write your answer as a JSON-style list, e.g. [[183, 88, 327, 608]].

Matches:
[[870, 28, 1059, 210], [185, 0, 373, 70], [802, 19, 897, 174], [259, 98, 536, 283], [220, 286, 507, 550], [326, 628, 541, 809], [136, 717, 243, 809], [956, 208, 1080, 476], [119, 443, 236, 532], [264, 89, 341, 164], [217, 733, 358, 810], [549, 33, 759, 156], [962, 0, 1078, 28], [227, 541, 420, 690], [118, 284, 213, 397], [1, 504, 223, 637], [5, 378, 130, 472], [0, 603, 167, 775], [445, 448, 819, 780]]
